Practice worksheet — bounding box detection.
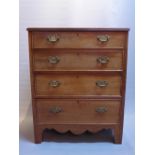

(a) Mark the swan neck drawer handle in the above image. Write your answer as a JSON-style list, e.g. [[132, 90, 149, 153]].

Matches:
[[47, 35, 59, 43], [49, 80, 61, 88], [96, 80, 108, 88], [48, 56, 60, 64], [97, 35, 110, 42], [96, 107, 108, 113], [49, 107, 62, 113], [97, 56, 109, 64]]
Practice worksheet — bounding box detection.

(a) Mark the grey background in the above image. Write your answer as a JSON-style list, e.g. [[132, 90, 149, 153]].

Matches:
[[20, 0, 135, 154]]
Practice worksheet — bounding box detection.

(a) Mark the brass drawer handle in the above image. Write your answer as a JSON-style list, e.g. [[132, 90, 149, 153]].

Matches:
[[97, 35, 110, 42], [96, 80, 108, 88], [49, 106, 62, 113], [49, 80, 61, 88], [48, 56, 60, 64], [96, 107, 107, 113], [47, 35, 59, 43], [97, 56, 109, 64]]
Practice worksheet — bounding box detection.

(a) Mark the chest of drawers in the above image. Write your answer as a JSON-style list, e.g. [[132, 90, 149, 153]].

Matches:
[[27, 28, 128, 144]]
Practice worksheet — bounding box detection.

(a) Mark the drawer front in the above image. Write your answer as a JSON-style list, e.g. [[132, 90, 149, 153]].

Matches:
[[33, 50, 122, 71], [36, 99, 121, 124], [35, 74, 121, 96], [32, 31, 126, 49]]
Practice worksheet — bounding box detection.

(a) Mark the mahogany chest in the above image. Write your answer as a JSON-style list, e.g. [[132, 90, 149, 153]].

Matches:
[[27, 28, 129, 144]]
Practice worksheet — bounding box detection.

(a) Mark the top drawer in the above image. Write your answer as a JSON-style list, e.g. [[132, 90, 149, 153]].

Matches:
[[32, 31, 127, 49]]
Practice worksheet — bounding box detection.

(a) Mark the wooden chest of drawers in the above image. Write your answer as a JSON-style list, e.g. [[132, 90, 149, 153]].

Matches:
[[27, 28, 128, 144]]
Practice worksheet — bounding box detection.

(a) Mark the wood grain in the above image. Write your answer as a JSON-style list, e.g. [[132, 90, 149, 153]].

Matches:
[[36, 99, 121, 124], [34, 73, 122, 96], [27, 28, 128, 144], [33, 49, 123, 71], [32, 31, 126, 49]]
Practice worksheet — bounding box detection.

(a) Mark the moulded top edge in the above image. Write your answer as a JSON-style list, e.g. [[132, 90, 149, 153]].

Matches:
[[27, 27, 129, 32]]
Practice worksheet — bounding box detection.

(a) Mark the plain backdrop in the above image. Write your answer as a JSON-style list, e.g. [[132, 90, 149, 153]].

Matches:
[[19, 0, 134, 155]]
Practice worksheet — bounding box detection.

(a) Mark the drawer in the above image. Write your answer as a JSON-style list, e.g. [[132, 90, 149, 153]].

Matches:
[[36, 99, 121, 124], [35, 73, 122, 97], [32, 31, 126, 49], [33, 50, 123, 71]]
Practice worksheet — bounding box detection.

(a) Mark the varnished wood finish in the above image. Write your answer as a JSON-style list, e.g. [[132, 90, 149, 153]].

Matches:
[[33, 49, 123, 71], [27, 28, 129, 144], [32, 31, 126, 49], [35, 73, 122, 96], [36, 99, 121, 124]]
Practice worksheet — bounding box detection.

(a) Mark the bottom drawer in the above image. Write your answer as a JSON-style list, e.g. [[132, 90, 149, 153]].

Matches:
[[36, 99, 121, 124]]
